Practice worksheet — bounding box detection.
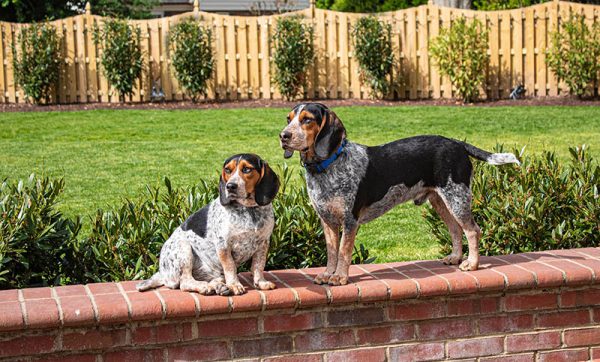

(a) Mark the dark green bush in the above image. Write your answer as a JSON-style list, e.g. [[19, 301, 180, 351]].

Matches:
[[473, 0, 537, 10], [425, 146, 599, 257], [0, 175, 81, 289], [352, 16, 394, 99], [547, 15, 600, 98], [429, 17, 489, 103], [169, 18, 214, 102], [12, 23, 61, 104], [272, 16, 314, 101], [93, 18, 143, 102]]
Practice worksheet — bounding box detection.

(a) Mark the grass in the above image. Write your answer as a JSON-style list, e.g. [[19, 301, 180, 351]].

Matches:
[[1, 105, 599, 263]]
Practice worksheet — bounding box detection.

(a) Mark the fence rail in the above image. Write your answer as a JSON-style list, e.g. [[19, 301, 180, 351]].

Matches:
[[0, 0, 598, 104]]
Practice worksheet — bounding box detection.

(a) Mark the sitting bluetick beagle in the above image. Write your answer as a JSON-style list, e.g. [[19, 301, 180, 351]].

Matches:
[[137, 154, 280, 296], [279, 103, 520, 286]]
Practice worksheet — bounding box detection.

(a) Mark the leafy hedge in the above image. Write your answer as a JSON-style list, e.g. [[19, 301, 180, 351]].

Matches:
[[425, 146, 599, 256]]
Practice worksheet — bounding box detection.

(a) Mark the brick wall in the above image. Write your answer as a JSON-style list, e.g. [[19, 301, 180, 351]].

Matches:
[[1, 248, 600, 361]]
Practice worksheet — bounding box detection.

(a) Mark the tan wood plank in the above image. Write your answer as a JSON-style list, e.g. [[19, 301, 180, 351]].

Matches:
[[500, 11, 511, 98], [429, 5, 441, 99], [488, 12, 500, 99], [316, 9, 327, 98], [546, 1, 558, 96], [327, 11, 338, 98], [406, 7, 417, 99], [440, 7, 451, 98], [247, 17, 260, 99], [338, 12, 349, 99], [75, 15, 88, 103], [160, 17, 173, 101], [237, 18, 249, 99], [258, 16, 270, 99], [0, 22, 6, 102], [5, 23, 16, 103], [348, 14, 361, 99], [65, 18, 78, 103], [85, 16, 99, 102], [418, 5, 429, 99], [225, 16, 238, 100], [215, 15, 227, 99], [149, 19, 161, 102], [511, 9, 524, 93], [524, 7, 535, 97], [535, 5, 547, 97]]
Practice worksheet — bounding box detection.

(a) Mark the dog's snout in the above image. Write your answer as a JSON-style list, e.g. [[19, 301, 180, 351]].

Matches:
[[226, 183, 238, 192], [280, 131, 291, 142]]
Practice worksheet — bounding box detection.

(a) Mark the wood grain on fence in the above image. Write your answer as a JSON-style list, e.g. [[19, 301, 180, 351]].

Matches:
[[0, 1, 598, 104]]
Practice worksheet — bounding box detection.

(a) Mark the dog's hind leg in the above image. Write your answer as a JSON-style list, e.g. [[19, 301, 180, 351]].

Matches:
[[437, 182, 482, 271], [136, 273, 164, 292], [429, 192, 464, 266], [180, 272, 215, 295]]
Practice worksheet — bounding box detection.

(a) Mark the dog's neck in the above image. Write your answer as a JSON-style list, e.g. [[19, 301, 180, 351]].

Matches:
[[301, 139, 347, 174]]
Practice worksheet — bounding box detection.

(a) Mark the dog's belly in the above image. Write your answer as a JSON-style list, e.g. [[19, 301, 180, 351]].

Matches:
[[357, 182, 428, 224]]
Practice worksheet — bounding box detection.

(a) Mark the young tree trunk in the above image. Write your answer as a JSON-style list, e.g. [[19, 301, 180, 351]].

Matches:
[[431, 0, 472, 9]]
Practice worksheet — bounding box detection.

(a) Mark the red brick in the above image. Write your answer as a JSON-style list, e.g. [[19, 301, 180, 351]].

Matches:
[[94, 293, 130, 324], [156, 289, 196, 318], [232, 336, 293, 358], [286, 280, 329, 308], [560, 290, 578, 308], [329, 284, 360, 305], [87, 282, 120, 295], [564, 327, 600, 347], [479, 314, 534, 334], [295, 330, 355, 352], [562, 289, 600, 308], [104, 349, 163, 362], [546, 260, 594, 286], [401, 270, 449, 297], [418, 318, 474, 340], [197, 317, 257, 338], [263, 286, 297, 310], [538, 348, 589, 362], [492, 265, 536, 290], [447, 337, 504, 358], [327, 348, 386, 362], [327, 307, 384, 327], [59, 295, 96, 326], [168, 341, 229, 361], [356, 324, 414, 345], [63, 329, 127, 351], [132, 324, 180, 345], [448, 297, 499, 316], [506, 331, 561, 352], [22, 287, 52, 299], [0, 334, 56, 358], [0, 289, 19, 302], [376, 272, 419, 300], [438, 270, 479, 294], [468, 268, 508, 292], [389, 342, 445, 362], [54, 284, 87, 297], [231, 290, 263, 312], [504, 293, 558, 311], [38, 354, 98, 362], [480, 354, 535, 362], [519, 262, 565, 288], [263, 356, 323, 362], [197, 294, 230, 314], [264, 313, 321, 333], [0, 301, 25, 331], [357, 280, 389, 302], [595, 308, 600, 323], [126, 291, 163, 321], [268, 269, 311, 282], [537, 310, 591, 328], [390, 301, 446, 321], [25, 299, 60, 328], [592, 347, 600, 359]]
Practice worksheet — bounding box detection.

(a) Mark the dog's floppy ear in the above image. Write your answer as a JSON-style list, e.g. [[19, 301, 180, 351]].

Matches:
[[255, 161, 280, 206], [219, 174, 231, 206], [314, 109, 346, 160]]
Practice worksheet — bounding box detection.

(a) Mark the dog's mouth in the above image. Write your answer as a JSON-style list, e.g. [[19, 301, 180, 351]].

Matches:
[[282, 146, 309, 159]]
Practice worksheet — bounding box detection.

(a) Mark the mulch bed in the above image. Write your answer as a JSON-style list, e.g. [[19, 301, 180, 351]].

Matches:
[[1, 96, 599, 113]]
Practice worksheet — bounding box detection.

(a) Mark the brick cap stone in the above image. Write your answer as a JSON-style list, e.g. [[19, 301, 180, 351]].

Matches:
[[0, 247, 598, 332]]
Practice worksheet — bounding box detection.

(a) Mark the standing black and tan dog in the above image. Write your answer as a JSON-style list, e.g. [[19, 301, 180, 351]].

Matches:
[[137, 154, 280, 295], [279, 103, 519, 286]]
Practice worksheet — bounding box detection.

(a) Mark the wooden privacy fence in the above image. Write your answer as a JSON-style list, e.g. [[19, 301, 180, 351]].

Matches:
[[0, 0, 599, 104]]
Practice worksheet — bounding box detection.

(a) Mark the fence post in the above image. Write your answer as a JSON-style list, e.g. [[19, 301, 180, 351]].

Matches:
[[193, 0, 199, 18], [85, 2, 91, 15]]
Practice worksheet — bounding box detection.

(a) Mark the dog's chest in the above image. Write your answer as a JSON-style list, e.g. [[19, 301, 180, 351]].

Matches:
[[226, 208, 274, 264]]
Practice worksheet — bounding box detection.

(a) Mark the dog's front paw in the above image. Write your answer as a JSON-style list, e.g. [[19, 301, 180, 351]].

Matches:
[[459, 258, 479, 271], [228, 282, 246, 295], [442, 254, 462, 265], [314, 272, 331, 284], [255, 279, 276, 291], [327, 274, 348, 286]]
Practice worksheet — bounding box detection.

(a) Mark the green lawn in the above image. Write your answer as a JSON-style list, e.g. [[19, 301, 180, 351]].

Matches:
[[1, 106, 599, 263]]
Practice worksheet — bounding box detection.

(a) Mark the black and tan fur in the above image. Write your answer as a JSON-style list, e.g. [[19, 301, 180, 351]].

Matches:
[[137, 154, 280, 295], [279, 103, 520, 286]]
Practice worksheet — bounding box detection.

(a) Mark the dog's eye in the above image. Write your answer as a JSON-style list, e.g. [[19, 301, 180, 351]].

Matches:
[[224, 168, 232, 174], [303, 118, 313, 124], [242, 167, 253, 174], [286, 116, 291, 124]]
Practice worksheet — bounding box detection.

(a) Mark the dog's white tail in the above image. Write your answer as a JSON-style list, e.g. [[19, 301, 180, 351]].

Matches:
[[486, 153, 521, 166]]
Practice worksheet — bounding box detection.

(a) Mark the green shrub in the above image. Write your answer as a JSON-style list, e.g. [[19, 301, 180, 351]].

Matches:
[[473, 0, 537, 10], [425, 146, 599, 257], [93, 18, 143, 102], [272, 16, 314, 101], [0, 175, 81, 289], [352, 16, 394, 99], [547, 15, 600, 98], [12, 23, 61, 104], [169, 18, 214, 102], [429, 17, 489, 103]]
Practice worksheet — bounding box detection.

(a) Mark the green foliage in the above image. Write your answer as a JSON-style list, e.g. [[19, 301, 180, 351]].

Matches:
[[93, 18, 143, 102], [12, 23, 61, 104], [352, 16, 394, 98], [425, 146, 599, 257], [0, 175, 81, 289], [89, 0, 159, 19], [547, 15, 600, 98], [473, 0, 538, 10], [169, 18, 214, 102], [272, 16, 314, 101], [429, 17, 489, 103], [324, 0, 427, 12]]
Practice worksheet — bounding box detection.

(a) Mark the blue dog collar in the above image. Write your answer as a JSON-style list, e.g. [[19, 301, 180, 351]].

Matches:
[[305, 139, 347, 173]]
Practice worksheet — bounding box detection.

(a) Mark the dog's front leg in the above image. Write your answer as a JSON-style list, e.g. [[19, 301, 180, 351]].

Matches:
[[251, 240, 276, 290], [328, 220, 358, 286], [217, 247, 246, 295], [314, 220, 340, 284]]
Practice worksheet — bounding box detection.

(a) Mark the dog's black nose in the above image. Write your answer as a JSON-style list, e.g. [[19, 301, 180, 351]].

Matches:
[[280, 131, 291, 141], [226, 183, 238, 192]]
